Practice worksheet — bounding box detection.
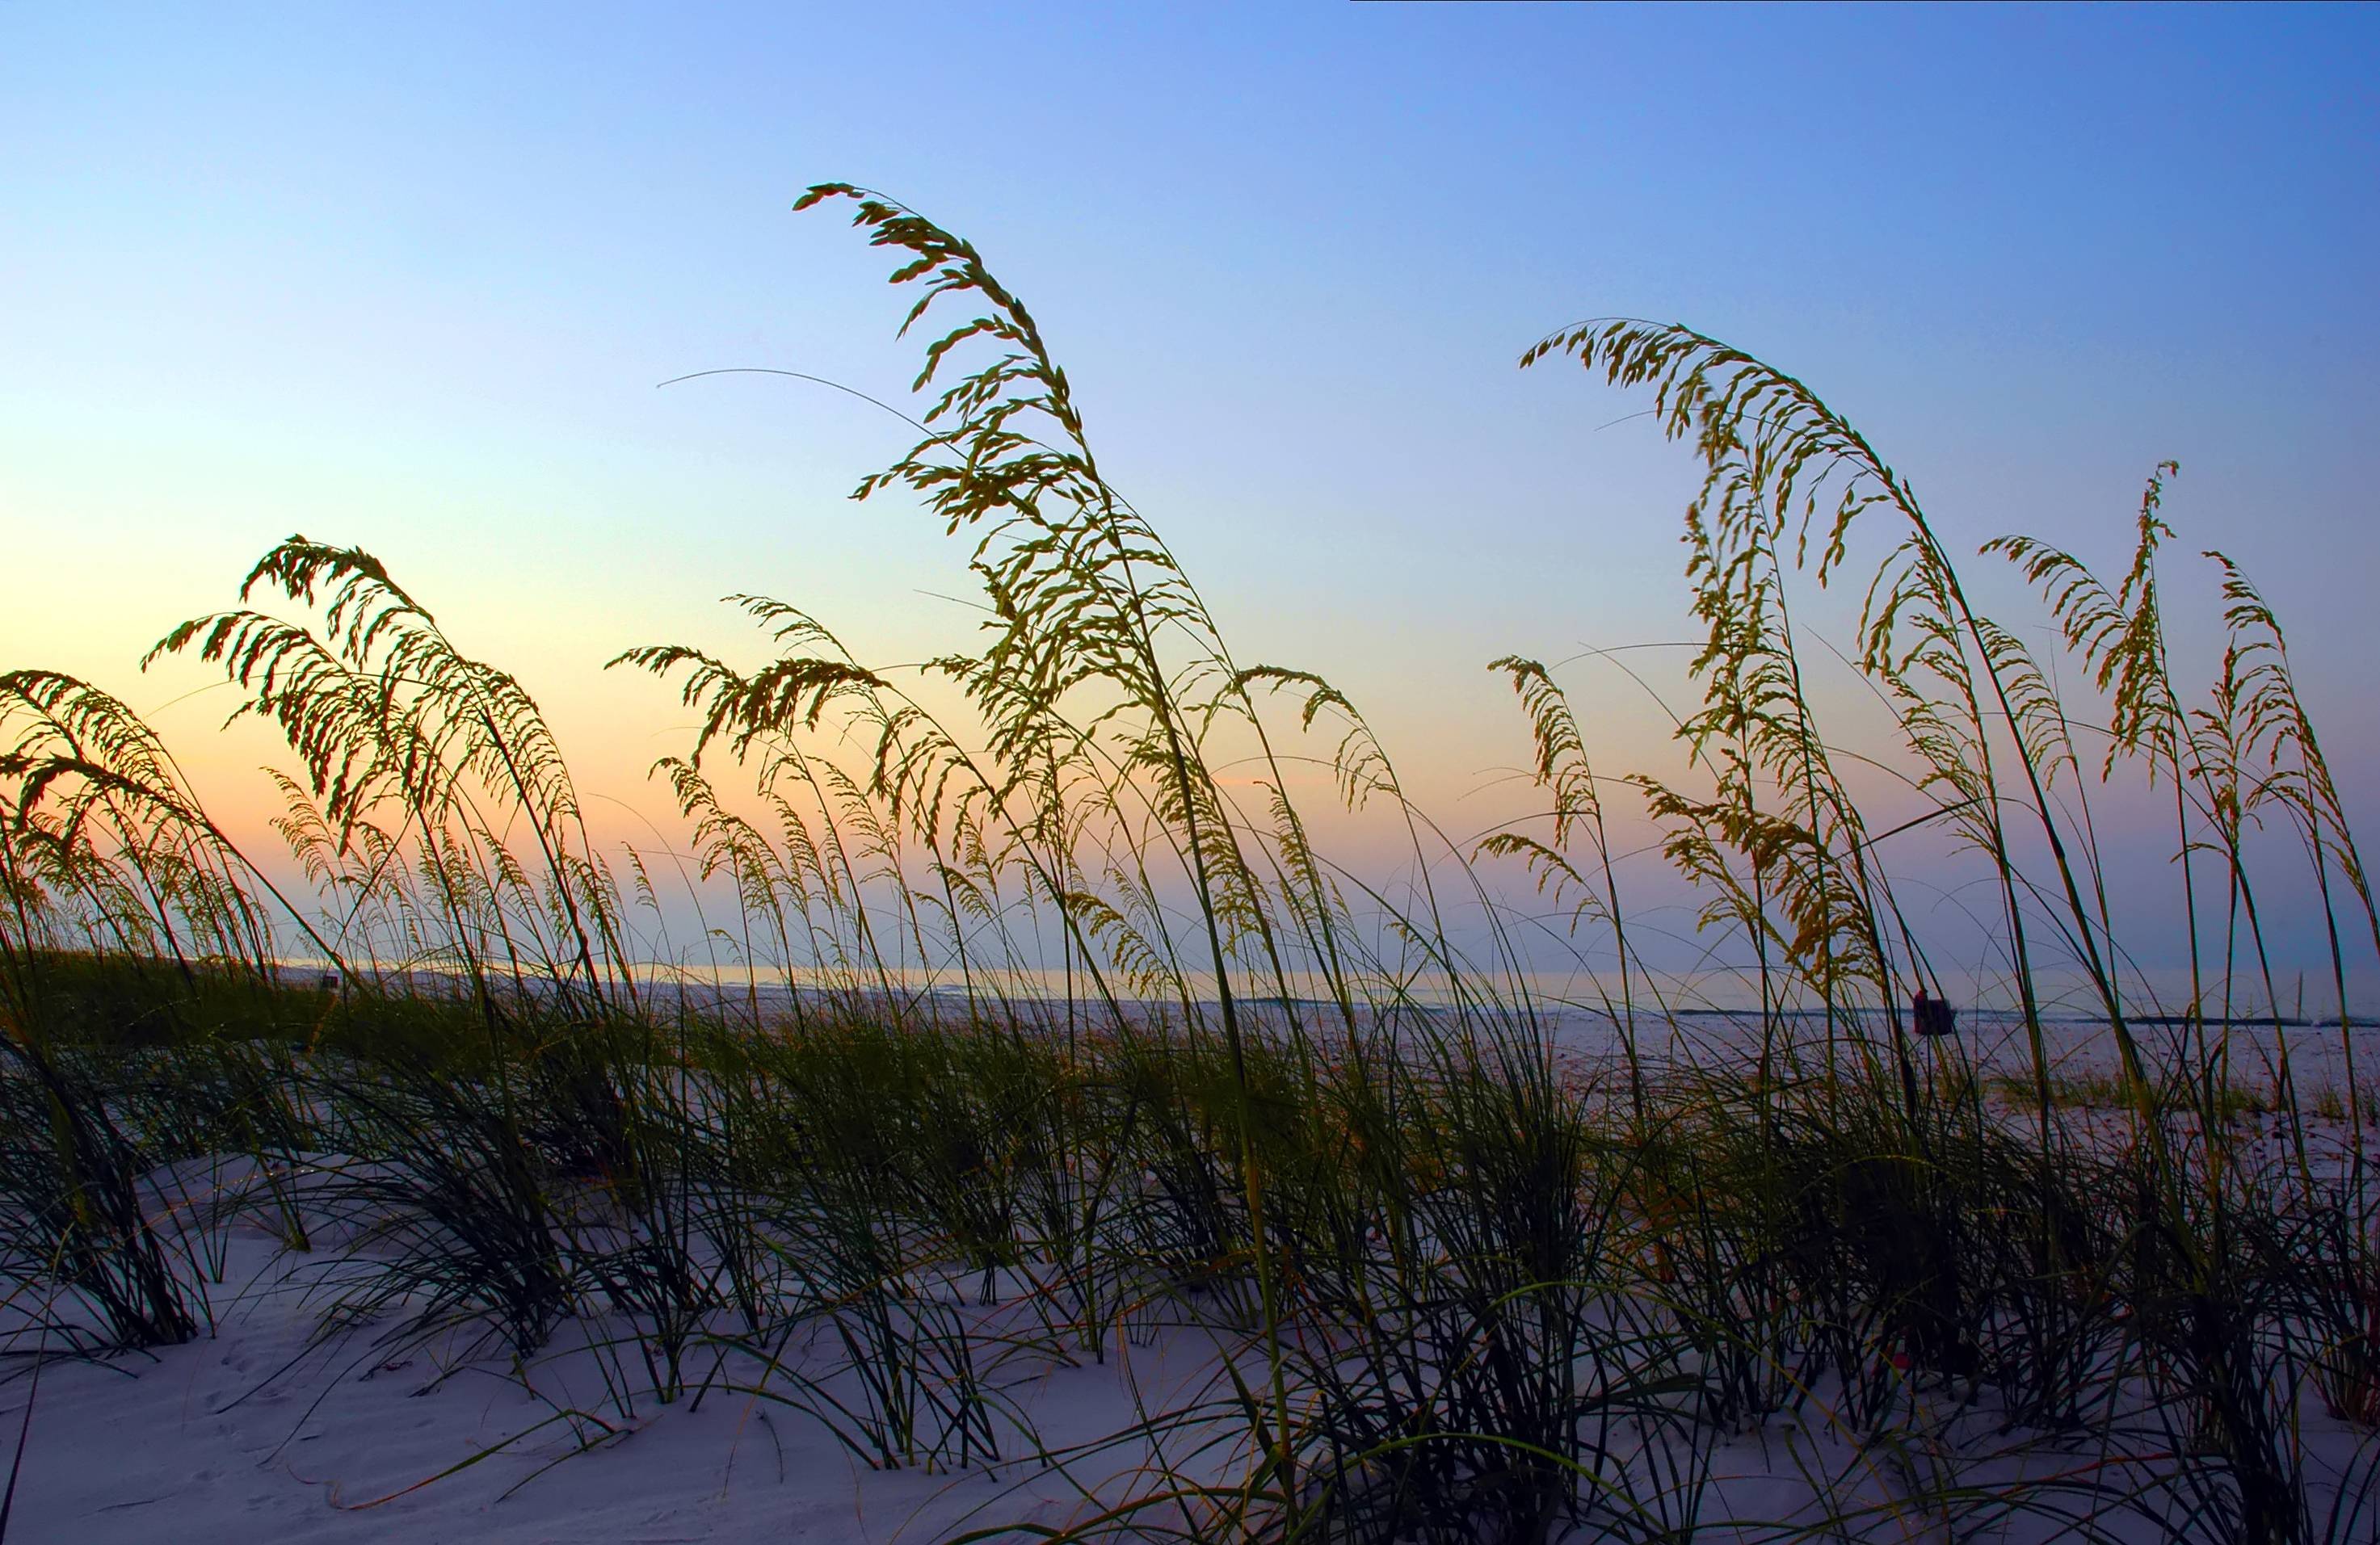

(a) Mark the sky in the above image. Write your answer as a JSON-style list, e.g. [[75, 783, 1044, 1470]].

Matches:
[[3, 3, 2376, 981]]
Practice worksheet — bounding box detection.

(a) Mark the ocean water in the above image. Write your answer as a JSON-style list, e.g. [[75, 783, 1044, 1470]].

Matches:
[[273, 957, 2378, 1094]]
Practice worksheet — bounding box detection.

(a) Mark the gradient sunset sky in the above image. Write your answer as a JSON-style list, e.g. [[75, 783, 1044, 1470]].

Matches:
[[4, 4, 2375, 976]]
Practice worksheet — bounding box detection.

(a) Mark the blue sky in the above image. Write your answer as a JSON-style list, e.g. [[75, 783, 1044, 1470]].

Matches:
[[3, 3, 2375, 974]]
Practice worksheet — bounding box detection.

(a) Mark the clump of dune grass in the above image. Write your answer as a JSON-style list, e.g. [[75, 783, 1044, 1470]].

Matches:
[[0, 182, 2374, 1543]]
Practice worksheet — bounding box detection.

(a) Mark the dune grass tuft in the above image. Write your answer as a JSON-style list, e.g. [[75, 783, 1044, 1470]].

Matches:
[[2, 185, 2375, 1542]]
